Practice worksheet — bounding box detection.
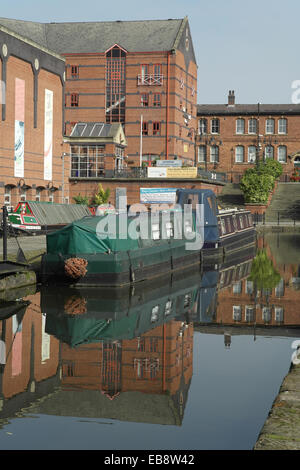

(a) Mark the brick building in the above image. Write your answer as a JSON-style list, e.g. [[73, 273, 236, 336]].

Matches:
[[197, 91, 300, 182], [0, 21, 65, 207]]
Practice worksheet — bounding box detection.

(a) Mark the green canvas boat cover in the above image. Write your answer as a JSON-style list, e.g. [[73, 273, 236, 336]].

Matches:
[[46, 215, 140, 255], [45, 312, 139, 347]]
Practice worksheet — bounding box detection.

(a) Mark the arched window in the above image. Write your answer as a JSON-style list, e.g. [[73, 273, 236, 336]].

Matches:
[[248, 118, 257, 134], [278, 146, 287, 163], [198, 118, 207, 134], [266, 119, 275, 134], [278, 118, 287, 134], [236, 119, 245, 134], [265, 145, 274, 160], [248, 146, 257, 163], [106, 45, 126, 123], [235, 146, 244, 163], [210, 145, 219, 163]]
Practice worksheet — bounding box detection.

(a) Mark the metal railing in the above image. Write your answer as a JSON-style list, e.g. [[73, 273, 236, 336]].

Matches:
[[70, 166, 227, 182], [253, 211, 300, 226]]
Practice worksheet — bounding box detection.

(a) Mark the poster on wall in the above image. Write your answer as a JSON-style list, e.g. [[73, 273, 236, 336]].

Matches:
[[44, 89, 53, 181], [14, 78, 25, 178], [140, 188, 177, 204]]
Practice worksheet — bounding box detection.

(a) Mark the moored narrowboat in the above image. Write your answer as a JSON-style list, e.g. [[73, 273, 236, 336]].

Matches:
[[41, 189, 256, 287]]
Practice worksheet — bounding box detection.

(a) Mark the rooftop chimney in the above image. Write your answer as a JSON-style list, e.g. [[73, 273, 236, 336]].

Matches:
[[228, 90, 235, 106]]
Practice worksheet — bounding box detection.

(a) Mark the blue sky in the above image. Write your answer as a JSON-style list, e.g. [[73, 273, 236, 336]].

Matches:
[[1, 0, 299, 104]]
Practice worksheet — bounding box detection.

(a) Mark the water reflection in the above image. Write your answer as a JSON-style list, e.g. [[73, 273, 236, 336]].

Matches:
[[0, 234, 299, 436]]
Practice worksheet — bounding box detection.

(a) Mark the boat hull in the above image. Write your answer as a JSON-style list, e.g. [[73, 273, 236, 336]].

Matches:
[[41, 228, 256, 287]]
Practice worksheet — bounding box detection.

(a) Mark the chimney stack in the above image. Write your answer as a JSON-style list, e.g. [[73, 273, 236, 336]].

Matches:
[[228, 90, 235, 106]]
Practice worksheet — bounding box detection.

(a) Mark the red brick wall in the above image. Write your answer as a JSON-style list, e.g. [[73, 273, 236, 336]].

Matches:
[[0, 55, 63, 207], [197, 113, 299, 180]]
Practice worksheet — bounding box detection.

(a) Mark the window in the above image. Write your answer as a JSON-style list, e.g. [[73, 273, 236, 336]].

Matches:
[[248, 146, 257, 163], [236, 118, 245, 134], [141, 64, 148, 78], [151, 306, 159, 323], [275, 279, 284, 297], [142, 121, 148, 136], [198, 145, 206, 163], [165, 300, 173, 316], [199, 118, 207, 134], [210, 145, 219, 163], [4, 186, 11, 206], [141, 93, 149, 107], [233, 282, 242, 294], [211, 118, 220, 134], [235, 146, 244, 163], [152, 223, 160, 240], [233, 306, 242, 322], [278, 118, 287, 134], [265, 145, 274, 160], [153, 121, 161, 136], [71, 65, 79, 79], [154, 64, 161, 76], [248, 118, 257, 134], [245, 306, 255, 322], [278, 145, 287, 163], [153, 93, 161, 107], [245, 280, 254, 294], [165, 222, 174, 238], [36, 188, 41, 202], [266, 118, 275, 134], [106, 45, 126, 123], [262, 307, 271, 323], [71, 93, 79, 107], [275, 307, 284, 323]]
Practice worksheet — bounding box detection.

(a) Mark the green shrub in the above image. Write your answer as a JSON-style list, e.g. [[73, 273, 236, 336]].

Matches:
[[73, 194, 89, 205], [240, 171, 274, 203], [258, 160, 283, 180], [248, 249, 281, 290]]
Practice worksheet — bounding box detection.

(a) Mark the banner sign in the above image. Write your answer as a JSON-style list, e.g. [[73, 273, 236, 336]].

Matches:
[[147, 167, 167, 178], [44, 89, 53, 181], [156, 160, 182, 167], [14, 78, 25, 178], [148, 167, 197, 179], [140, 188, 177, 204]]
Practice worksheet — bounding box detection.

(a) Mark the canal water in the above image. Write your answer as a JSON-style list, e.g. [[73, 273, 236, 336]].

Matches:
[[0, 232, 299, 450]]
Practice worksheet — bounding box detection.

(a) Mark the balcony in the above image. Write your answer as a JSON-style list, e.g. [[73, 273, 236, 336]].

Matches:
[[138, 74, 164, 86]]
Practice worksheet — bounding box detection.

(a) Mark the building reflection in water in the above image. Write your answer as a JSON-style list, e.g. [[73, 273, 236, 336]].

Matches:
[[0, 237, 299, 426]]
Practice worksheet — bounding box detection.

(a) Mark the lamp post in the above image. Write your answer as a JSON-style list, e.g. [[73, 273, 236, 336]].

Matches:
[[198, 132, 222, 172]]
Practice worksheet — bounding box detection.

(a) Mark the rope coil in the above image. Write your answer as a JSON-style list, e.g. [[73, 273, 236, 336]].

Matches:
[[64, 257, 88, 279]]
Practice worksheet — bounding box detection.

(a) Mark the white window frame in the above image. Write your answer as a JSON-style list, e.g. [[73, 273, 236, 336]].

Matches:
[[210, 145, 219, 163], [278, 118, 287, 135], [266, 119, 275, 134], [198, 118, 207, 135], [233, 281, 242, 294], [233, 306, 242, 322], [265, 145, 274, 160], [278, 146, 287, 163], [236, 118, 245, 135], [262, 306, 271, 323], [235, 146, 244, 163], [274, 307, 284, 323], [248, 118, 257, 134], [198, 145, 206, 163], [245, 306, 255, 322], [248, 146, 257, 163], [211, 118, 220, 134]]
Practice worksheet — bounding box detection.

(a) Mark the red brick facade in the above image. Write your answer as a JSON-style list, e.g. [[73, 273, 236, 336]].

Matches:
[[197, 91, 300, 182]]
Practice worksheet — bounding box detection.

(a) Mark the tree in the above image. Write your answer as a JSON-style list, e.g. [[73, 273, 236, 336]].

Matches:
[[73, 194, 89, 205], [248, 250, 281, 290], [90, 184, 110, 206]]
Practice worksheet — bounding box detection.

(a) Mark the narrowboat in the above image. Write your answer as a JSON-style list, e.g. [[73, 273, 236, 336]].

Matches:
[[41, 189, 256, 287], [8, 201, 91, 234]]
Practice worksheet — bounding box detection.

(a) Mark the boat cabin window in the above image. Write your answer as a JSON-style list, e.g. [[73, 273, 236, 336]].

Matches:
[[151, 305, 160, 323], [152, 223, 160, 240], [232, 215, 238, 231], [239, 215, 244, 229], [165, 300, 173, 316], [220, 218, 226, 235], [165, 222, 174, 239]]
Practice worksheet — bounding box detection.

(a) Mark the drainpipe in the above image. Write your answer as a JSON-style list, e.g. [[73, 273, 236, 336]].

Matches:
[[166, 52, 171, 160]]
